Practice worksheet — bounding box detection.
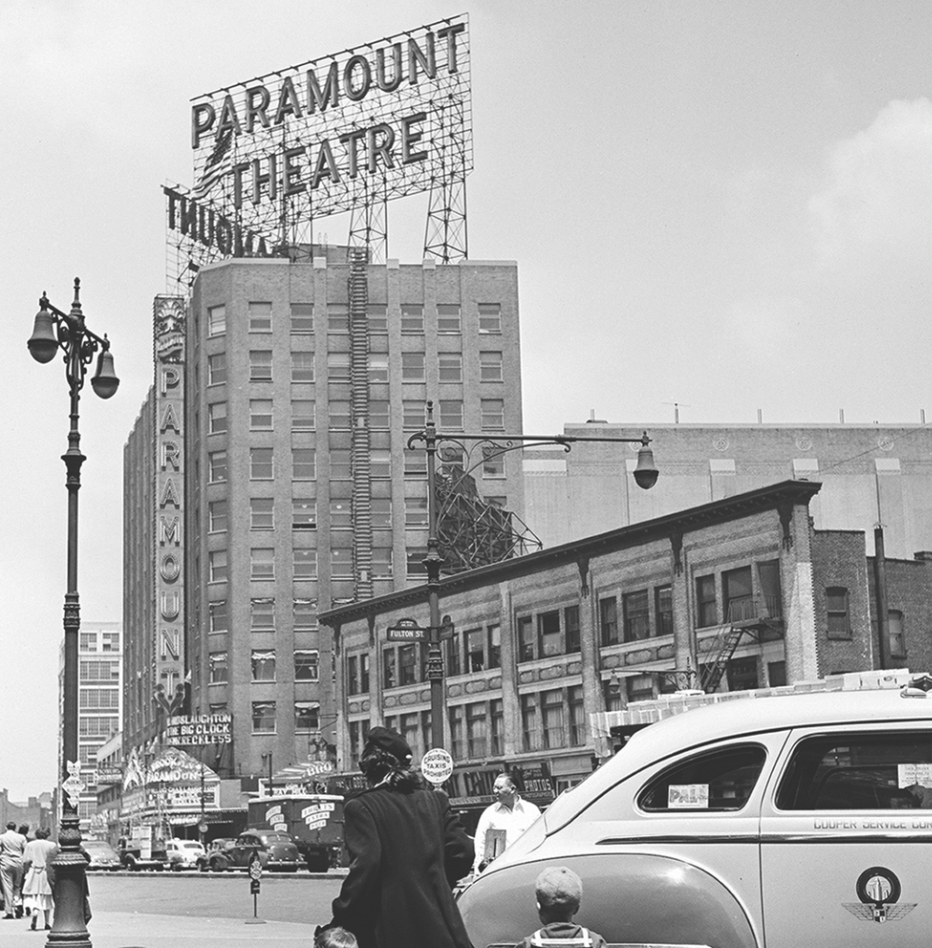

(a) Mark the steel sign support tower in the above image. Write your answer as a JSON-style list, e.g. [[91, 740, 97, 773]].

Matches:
[[27, 279, 119, 948]]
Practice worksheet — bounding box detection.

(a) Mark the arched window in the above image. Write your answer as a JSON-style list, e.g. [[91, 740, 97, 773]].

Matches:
[[826, 586, 850, 638]]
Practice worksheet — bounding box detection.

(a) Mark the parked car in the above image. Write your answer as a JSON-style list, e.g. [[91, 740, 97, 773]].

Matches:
[[82, 840, 122, 871], [205, 829, 301, 872], [457, 675, 932, 948], [166, 839, 206, 871], [197, 838, 236, 872]]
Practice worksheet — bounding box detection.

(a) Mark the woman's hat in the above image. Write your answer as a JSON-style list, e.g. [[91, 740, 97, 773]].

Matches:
[[364, 726, 412, 764]]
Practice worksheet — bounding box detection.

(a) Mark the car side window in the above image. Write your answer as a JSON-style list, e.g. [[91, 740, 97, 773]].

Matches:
[[775, 730, 932, 810], [639, 744, 767, 812]]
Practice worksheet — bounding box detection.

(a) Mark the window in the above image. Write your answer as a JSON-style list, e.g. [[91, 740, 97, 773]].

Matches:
[[208, 600, 228, 632], [569, 685, 586, 746], [402, 352, 425, 381], [208, 550, 228, 583], [399, 644, 418, 685], [889, 609, 907, 657], [565, 606, 580, 654], [372, 547, 393, 578], [433, 400, 461, 432], [329, 400, 351, 429], [656, 585, 673, 636], [347, 655, 360, 695], [401, 304, 424, 333], [521, 693, 540, 752], [294, 649, 320, 681], [292, 351, 315, 382], [295, 701, 319, 732], [404, 449, 427, 478], [488, 625, 501, 669], [330, 450, 351, 479], [293, 499, 316, 529], [359, 653, 371, 692], [367, 304, 387, 333], [517, 615, 535, 662], [446, 630, 462, 677], [758, 560, 782, 618], [599, 597, 619, 646], [208, 450, 227, 483], [251, 649, 276, 681], [602, 675, 623, 712], [727, 656, 759, 691], [542, 689, 565, 749], [208, 352, 226, 385], [371, 450, 391, 479], [467, 703, 487, 758], [538, 611, 561, 657], [490, 699, 504, 755], [251, 548, 275, 580], [331, 548, 353, 578], [439, 352, 462, 382], [330, 499, 352, 529], [369, 400, 390, 429], [79, 660, 119, 681], [405, 495, 428, 526], [466, 628, 485, 672], [627, 673, 655, 703], [293, 599, 316, 629], [768, 660, 787, 687], [696, 575, 717, 627], [383, 649, 397, 689], [291, 302, 314, 334], [250, 399, 273, 429], [623, 590, 651, 641], [640, 745, 767, 812], [724, 566, 753, 622], [403, 401, 424, 429], [482, 450, 505, 478], [776, 731, 932, 810], [250, 598, 275, 630], [249, 301, 272, 332], [327, 352, 351, 383], [292, 399, 315, 430], [294, 549, 317, 579], [250, 497, 274, 530], [208, 304, 226, 336], [207, 401, 227, 434], [478, 303, 501, 334], [368, 353, 389, 383], [208, 651, 228, 683], [406, 547, 428, 577], [449, 705, 465, 759], [481, 398, 504, 430], [101, 632, 119, 652], [328, 304, 349, 333], [250, 447, 273, 480], [293, 448, 316, 480], [250, 350, 272, 381], [480, 351, 503, 382], [371, 498, 391, 528], [437, 304, 461, 333], [208, 500, 227, 534], [251, 701, 276, 733], [825, 586, 850, 637]]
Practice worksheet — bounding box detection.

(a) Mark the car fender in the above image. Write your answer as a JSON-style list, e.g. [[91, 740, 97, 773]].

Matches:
[[457, 851, 758, 948]]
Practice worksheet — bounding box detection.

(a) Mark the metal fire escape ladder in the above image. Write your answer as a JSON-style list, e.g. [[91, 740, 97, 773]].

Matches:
[[348, 248, 372, 600], [700, 625, 745, 693]]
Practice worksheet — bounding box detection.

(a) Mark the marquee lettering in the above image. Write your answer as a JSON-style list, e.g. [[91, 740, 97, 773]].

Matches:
[[161, 440, 180, 472], [159, 516, 181, 547], [160, 552, 181, 583], [159, 478, 180, 509], [160, 403, 181, 433]]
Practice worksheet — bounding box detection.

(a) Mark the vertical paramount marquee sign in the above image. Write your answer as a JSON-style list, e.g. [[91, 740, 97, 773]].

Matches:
[[165, 14, 471, 275]]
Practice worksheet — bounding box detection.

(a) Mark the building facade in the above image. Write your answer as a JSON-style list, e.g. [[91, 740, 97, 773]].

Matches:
[[524, 422, 932, 561], [319, 479, 932, 826], [181, 250, 523, 781]]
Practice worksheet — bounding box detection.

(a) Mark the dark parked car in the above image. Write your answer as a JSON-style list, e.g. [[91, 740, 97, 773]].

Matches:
[[197, 838, 236, 871], [204, 830, 301, 873], [83, 840, 122, 871]]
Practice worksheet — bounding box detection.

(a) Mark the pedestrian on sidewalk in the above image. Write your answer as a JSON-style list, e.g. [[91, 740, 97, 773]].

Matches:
[[0, 821, 27, 919], [324, 726, 474, 948], [23, 829, 57, 931]]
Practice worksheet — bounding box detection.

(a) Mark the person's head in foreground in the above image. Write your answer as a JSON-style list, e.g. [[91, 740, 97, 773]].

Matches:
[[358, 726, 419, 791], [315, 925, 358, 948], [536, 865, 583, 924]]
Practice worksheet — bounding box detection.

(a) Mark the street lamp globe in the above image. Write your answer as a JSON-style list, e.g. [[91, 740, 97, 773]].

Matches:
[[91, 344, 120, 399], [27, 302, 59, 364], [633, 435, 659, 490]]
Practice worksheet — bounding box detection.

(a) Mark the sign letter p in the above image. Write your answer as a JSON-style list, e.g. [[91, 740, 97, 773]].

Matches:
[[192, 102, 216, 148]]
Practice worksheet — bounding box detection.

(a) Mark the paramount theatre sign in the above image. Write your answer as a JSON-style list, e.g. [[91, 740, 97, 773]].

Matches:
[[166, 14, 471, 266]]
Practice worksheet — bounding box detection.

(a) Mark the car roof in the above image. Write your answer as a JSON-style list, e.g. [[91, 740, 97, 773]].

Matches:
[[547, 690, 932, 831]]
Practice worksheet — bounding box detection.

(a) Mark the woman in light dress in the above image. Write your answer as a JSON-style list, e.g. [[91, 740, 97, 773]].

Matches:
[[22, 829, 57, 931]]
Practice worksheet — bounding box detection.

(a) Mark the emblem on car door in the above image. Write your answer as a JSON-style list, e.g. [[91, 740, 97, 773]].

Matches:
[[843, 866, 916, 923]]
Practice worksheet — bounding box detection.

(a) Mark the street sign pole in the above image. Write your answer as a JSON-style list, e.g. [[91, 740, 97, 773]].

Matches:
[[245, 851, 265, 925]]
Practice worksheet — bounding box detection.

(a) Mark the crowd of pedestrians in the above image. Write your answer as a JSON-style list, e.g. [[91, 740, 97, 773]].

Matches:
[[0, 820, 56, 930]]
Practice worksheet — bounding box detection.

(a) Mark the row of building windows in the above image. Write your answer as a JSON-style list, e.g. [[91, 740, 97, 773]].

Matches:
[[206, 547, 407, 582], [79, 688, 120, 710], [206, 302, 503, 338], [78, 632, 120, 652], [208, 497, 431, 534], [207, 649, 319, 683], [238, 699, 320, 734], [207, 598, 317, 632]]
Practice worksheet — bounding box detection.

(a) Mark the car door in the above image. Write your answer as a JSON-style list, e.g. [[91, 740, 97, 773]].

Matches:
[[760, 723, 932, 947]]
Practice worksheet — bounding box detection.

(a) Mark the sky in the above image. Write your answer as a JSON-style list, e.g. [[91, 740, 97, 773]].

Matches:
[[2, 0, 932, 801]]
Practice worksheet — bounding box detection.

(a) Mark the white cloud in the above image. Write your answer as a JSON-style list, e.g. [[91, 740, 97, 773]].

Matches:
[[809, 98, 932, 265]]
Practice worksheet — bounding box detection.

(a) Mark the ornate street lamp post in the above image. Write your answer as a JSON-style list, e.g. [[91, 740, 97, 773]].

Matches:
[[407, 401, 658, 751], [27, 279, 119, 948]]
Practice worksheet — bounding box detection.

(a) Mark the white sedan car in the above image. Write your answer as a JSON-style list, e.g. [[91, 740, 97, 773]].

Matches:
[[458, 677, 932, 948], [166, 839, 206, 871]]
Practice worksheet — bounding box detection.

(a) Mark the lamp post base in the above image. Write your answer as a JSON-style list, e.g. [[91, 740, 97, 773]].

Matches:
[[46, 831, 91, 948]]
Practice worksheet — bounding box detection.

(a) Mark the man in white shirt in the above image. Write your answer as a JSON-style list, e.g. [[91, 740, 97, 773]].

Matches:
[[0, 821, 27, 919], [472, 774, 541, 874]]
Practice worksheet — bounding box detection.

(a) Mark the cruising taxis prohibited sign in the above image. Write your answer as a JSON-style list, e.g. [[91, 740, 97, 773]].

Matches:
[[420, 748, 454, 786], [245, 850, 265, 925]]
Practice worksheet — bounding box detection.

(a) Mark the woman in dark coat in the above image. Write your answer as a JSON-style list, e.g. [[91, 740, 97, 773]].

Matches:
[[325, 727, 474, 948]]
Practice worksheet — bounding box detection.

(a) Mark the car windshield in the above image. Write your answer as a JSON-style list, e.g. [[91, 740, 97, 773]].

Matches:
[[180, 842, 202, 849], [263, 833, 292, 843]]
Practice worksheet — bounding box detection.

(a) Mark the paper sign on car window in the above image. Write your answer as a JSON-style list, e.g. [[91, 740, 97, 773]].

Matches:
[[668, 784, 709, 808], [898, 763, 932, 788]]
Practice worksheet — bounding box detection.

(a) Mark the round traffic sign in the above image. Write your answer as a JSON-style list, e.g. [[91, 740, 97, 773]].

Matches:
[[420, 748, 454, 785]]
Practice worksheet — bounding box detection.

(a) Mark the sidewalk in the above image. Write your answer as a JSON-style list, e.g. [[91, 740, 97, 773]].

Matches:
[[1, 911, 317, 948]]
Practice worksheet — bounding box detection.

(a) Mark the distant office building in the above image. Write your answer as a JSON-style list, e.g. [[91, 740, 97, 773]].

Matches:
[[524, 421, 932, 560]]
